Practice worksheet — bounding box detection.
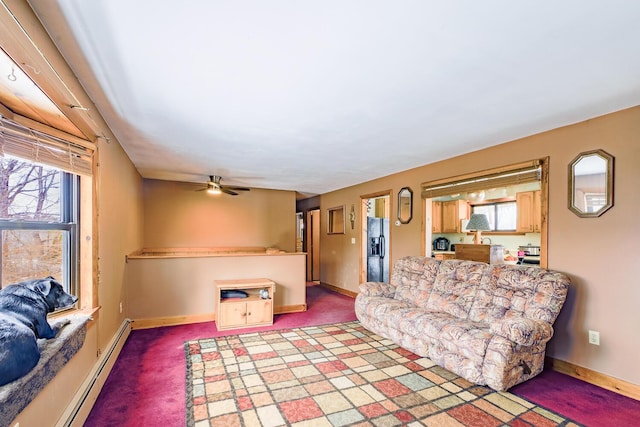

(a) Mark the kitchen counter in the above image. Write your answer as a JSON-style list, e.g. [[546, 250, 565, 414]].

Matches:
[[433, 251, 455, 255]]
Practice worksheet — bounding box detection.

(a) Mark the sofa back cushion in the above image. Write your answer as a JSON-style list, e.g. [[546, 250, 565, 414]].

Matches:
[[425, 260, 492, 319], [393, 256, 440, 307], [468, 265, 570, 323]]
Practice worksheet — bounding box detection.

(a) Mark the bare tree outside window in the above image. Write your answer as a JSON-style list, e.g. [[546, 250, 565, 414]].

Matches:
[[0, 155, 69, 288]]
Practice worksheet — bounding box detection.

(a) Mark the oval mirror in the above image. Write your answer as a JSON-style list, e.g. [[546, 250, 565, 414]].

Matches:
[[568, 149, 614, 217], [397, 187, 413, 224]]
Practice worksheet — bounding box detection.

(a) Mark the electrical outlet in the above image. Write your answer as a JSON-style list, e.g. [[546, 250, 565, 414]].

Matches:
[[588, 330, 600, 345]]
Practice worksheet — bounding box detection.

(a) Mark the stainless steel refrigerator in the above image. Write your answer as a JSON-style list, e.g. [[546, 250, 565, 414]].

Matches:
[[367, 217, 390, 282]]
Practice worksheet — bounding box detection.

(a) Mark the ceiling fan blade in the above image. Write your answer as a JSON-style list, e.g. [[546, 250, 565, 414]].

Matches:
[[221, 188, 239, 196], [222, 186, 250, 192]]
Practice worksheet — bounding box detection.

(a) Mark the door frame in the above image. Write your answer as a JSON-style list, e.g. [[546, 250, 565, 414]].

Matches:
[[359, 190, 392, 284], [306, 209, 320, 282]]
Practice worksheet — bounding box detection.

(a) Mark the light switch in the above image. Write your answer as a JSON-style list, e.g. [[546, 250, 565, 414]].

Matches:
[[351, 237, 356, 244]]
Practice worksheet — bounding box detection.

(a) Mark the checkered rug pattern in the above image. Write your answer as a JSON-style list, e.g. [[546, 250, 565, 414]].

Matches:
[[185, 321, 581, 426]]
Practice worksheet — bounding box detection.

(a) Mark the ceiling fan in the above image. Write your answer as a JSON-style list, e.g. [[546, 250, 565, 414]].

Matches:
[[198, 175, 250, 196]]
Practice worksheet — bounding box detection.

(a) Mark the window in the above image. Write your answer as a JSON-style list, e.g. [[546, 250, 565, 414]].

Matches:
[[584, 193, 606, 213], [472, 202, 517, 231], [0, 155, 80, 295]]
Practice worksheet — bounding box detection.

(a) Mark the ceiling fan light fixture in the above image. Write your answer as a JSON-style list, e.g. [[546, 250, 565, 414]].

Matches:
[[196, 175, 250, 196], [207, 185, 222, 195]]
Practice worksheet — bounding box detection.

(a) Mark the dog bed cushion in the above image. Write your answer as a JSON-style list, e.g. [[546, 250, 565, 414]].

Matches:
[[0, 313, 91, 427]]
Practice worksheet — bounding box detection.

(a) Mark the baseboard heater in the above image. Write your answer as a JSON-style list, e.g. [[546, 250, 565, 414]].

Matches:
[[56, 318, 132, 427]]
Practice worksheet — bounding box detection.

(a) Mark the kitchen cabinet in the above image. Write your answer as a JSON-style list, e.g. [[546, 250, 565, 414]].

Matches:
[[432, 200, 468, 233], [215, 278, 275, 331], [442, 200, 469, 233], [516, 190, 541, 233], [432, 202, 443, 233]]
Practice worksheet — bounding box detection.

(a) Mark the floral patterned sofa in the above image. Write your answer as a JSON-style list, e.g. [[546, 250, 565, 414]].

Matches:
[[355, 256, 570, 391]]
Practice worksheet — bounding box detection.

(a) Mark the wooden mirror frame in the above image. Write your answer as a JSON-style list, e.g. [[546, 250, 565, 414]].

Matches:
[[397, 187, 413, 224], [568, 149, 614, 218], [327, 205, 346, 234]]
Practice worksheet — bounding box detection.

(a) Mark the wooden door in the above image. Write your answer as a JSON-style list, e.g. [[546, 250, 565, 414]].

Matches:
[[306, 209, 320, 281], [432, 201, 442, 233], [247, 299, 273, 324], [516, 191, 535, 232], [219, 302, 247, 328]]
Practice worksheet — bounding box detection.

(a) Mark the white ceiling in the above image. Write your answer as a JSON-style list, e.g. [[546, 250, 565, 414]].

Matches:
[[34, 1, 640, 195]]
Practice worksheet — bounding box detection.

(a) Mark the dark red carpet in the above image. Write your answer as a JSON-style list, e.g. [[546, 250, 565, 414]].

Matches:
[[511, 369, 640, 427], [84, 284, 640, 426]]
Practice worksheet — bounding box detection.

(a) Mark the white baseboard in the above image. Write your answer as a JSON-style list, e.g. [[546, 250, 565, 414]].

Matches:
[[56, 318, 132, 427]]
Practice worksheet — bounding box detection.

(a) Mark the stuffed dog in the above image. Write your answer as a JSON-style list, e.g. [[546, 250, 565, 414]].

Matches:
[[0, 277, 78, 386]]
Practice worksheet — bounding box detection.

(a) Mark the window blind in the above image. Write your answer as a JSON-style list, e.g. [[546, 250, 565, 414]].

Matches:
[[421, 164, 541, 199], [0, 116, 93, 175]]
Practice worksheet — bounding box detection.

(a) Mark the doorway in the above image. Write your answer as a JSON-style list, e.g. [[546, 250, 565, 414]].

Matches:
[[360, 193, 391, 283], [306, 209, 320, 282]]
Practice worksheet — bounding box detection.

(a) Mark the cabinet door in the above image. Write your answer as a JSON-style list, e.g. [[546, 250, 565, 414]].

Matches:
[[247, 299, 273, 324], [219, 302, 248, 328], [516, 191, 538, 232], [441, 201, 457, 233], [516, 191, 533, 232], [442, 200, 468, 233], [432, 202, 442, 233], [533, 190, 541, 232]]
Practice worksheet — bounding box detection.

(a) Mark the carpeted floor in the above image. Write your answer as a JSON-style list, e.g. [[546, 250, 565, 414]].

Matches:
[[185, 321, 581, 426], [85, 284, 640, 427]]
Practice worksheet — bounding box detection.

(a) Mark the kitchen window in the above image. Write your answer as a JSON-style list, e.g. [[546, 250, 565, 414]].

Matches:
[[472, 202, 517, 231]]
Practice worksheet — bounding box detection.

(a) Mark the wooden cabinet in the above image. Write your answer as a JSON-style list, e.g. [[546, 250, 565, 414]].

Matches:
[[432, 201, 443, 233], [516, 190, 541, 233], [434, 252, 455, 260], [442, 200, 469, 233], [215, 278, 275, 331], [432, 200, 468, 233], [454, 244, 504, 264]]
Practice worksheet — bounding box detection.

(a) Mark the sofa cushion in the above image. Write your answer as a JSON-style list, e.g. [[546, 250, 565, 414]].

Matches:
[[393, 256, 440, 307], [358, 281, 397, 298], [425, 260, 491, 319], [356, 296, 415, 330], [468, 265, 570, 323]]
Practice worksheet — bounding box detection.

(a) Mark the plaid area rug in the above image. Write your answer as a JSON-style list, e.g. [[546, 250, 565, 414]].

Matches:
[[185, 321, 581, 426]]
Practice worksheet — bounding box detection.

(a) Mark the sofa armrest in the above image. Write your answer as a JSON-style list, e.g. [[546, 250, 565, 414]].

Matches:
[[358, 281, 397, 298], [489, 317, 553, 347]]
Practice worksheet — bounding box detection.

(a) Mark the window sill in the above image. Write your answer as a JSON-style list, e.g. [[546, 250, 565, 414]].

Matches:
[[0, 312, 92, 425]]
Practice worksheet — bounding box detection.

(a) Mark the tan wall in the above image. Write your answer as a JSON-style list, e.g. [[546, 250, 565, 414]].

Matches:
[[142, 179, 297, 252], [125, 254, 306, 323], [97, 138, 145, 350], [320, 106, 640, 387]]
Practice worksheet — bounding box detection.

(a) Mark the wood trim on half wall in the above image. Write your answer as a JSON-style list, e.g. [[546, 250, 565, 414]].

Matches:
[[320, 282, 358, 298], [131, 304, 308, 330]]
